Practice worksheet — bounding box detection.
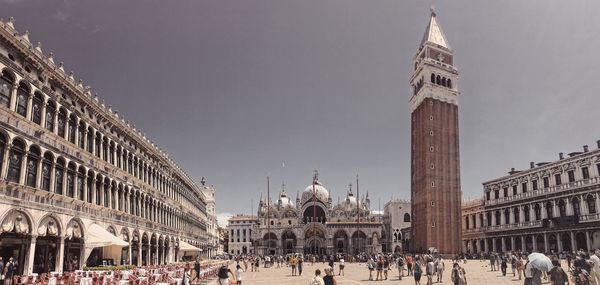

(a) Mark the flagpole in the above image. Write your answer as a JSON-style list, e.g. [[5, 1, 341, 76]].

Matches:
[[356, 174, 360, 254], [312, 171, 317, 255], [267, 176, 270, 257]]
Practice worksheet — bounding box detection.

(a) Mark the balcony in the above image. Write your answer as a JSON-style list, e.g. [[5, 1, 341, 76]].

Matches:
[[462, 220, 542, 234], [579, 213, 600, 223], [485, 177, 600, 206]]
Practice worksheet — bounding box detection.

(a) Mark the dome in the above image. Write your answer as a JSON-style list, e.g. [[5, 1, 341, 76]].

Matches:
[[278, 192, 295, 208], [301, 181, 330, 203]]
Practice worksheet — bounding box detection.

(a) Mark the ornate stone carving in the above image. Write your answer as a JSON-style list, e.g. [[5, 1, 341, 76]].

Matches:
[[0, 211, 30, 234]]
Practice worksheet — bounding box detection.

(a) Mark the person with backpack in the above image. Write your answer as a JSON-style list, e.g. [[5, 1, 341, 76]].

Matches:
[[217, 264, 233, 285], [413, 257, 423, 285], [323, 267, 337, 285], [4, 257, 15, 285], [383, 257, 389, 280], [436, 256, 445, 282], [367, 257, 375, 281], [426, 257, 435, 285], [549, 259, 568, 285], [398, 255, 405, 280], [451, 263, 461, 285], [407, 255, 414, 276], [338, 257, 345, 276]]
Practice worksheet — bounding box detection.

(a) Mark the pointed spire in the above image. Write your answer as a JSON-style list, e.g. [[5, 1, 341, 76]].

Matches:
[[420, 7, 451, 50]]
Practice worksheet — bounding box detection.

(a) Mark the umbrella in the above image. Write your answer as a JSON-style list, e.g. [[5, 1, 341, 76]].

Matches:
[[527, 252, 553, 272]]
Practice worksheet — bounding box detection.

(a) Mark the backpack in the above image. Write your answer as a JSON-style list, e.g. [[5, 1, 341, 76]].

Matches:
[[218, 265, 229, 279], [398, 258, 405, 267], [414, 263, 422, 275]]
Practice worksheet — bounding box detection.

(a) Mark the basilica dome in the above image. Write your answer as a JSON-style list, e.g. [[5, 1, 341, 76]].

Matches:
[[301, 180, 330, 204], [278, 192, 295, 208]]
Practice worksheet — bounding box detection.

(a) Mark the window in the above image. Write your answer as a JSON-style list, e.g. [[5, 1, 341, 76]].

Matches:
[[554, 174, 562, 185], [68, 116, 76, 144], [41, 154, 52, 191], [0, 70, 13, 107], [587, 195, 597, 214], [57, 110, 66, 138], [7, 139, 24, 183], [534, 204, 541, 220], [45, 103, 55, 132], [55, 159, 64, 194], [514, 208, 520, 223], [486, 192, 490, 201], [521, 183, 527, 193], [558, 200, 566, 217], [512, 185, 517, 195], [546, 201, 553, 218], [404, 213, 411, 222], [504, 209, 510, 224], [31, 94, 43, 125], [532, 180, 538, 191], [16, 84, 28, 117], [582, 167, 590, 179], [523, 206, 530, 222], [568, 170, 575, 183], [543, 177, 549, 188], [573, 198, 581, 216], [25, 147, 39, 187], [495, 211, 500, 225], [494, 189, 499, 199], [503, 187, 508, 197]]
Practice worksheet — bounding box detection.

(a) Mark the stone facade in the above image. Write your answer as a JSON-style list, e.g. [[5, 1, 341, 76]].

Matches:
[[462, 143, 600, 254], [410, 10, 462, 254], [382, 199, 411, 253], [227, 215, 258, 255], [201, 185, 219, 259], [0, 18, 209, 275]]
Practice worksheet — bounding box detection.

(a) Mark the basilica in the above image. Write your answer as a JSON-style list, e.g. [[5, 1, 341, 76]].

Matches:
[[251, 173, 387, 256]]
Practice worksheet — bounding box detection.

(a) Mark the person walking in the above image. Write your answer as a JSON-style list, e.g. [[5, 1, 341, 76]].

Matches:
[[500, 257, 507, 276], [298, 255, 304, 276], [413, 257, 423, 285], [436, 257, 445, 282], [407, 255, 414, 276], [591, 250, 600, 285], [217, 264, 233, 285], [4, 257, 15, 285], [338, 257, 345, 276], [367, 257, 375, 281], [254, 258, 260, 272], [450, 263, 461, 285], [489, 254, 496, 271], [516, 256, 524, 280], [310, 269, 325, 285], [383, 257, 389, 280], [191, 259, 201, 283], [398, 255, 405, 280], [376, 256, 384, 281], [549, 259, 569, 285], [235, 264, 243, 285], [511, 254, 517, 277], [426, 257, 435, 285], [323, 267, 337, 285], [290, 255, 298, 276]]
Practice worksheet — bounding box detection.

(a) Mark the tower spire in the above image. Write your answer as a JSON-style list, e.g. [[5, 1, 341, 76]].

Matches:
[[420, 7, 451, 50]]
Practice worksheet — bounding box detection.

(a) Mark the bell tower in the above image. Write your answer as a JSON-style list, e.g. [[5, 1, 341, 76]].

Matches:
[[410, 9, 462, 254]]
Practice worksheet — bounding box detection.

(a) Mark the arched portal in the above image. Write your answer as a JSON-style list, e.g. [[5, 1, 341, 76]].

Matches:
[[303, 206, 327, 224], [0, 209, 32, 275], [351, 231, 367, 255], [304, 227, 326, 255], [576, 232, 587, 251], [333, 230, 348, 254], [561, 233, 572, 252], [281, 231, 297, 254], [263, 233, 277, 255], [34, 215, 61, 273]]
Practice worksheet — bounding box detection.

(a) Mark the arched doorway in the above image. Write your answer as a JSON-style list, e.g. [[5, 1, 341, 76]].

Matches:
[[548, 234, 558, 253], [131, 231, 140, 265], [333, 230, 348, 254], [304, 227, 325, 255], [281, 231, 297, 254], [121, 229, 130, 266], [158, 236, 164, 265], [263, 233, 277, 255], [0, 210, 32, 275], [150, 234, 157, 265], [33, 216, 61, 273], [64, 219, 83, 271], [351, 231, 367, 255], [561, 233, 572, 252], [535, 235, 544, 252], [141, 233, 149, 265]]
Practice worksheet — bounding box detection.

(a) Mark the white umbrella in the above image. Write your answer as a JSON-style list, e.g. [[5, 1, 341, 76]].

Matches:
[[527, 253, 553, 272]]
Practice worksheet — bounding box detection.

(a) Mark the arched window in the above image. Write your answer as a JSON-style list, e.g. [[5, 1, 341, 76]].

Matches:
[[31, 93, 43, 125], [0, 133, 6, 177], [441, 77, 447, 87], [109, 142, 115, 165], [77, 167, 85, 200], [86, 128, 93, 153], [7, 139, 25, 183], [486, 212, 492, 226], [41, 153, 52, 191], [45, 102, 56, 132], [403, 213, 411, 222], [0, 70, 14, 107], [558, 200, 566, 217], [514, 207, 520, 223], [102, 138, 108, 162], [68, 115, 76, 144], [55, 158, 65, 194], [95, 133, 101, 157], [57, 109, 67, 138], [26, 146, 40, 187], [436, 75, 441, 85], [430, 73, 435, 83], [572, 197, 581, 216], [504, 209, 510, 224], [66, 163, 76, 198], [447, 79, 452, 89], [534, 204, 541, 220], [103, 180, 110, 208], [546, 201, 553, 218], [587, 195, 597, 214], [15, 83, 28, 117], [523, 205, 530, 222], [78, 122, 86, 149], [494, 211, 500, 225], [86, 172, 93, 203], [95, 175, 102, 205]]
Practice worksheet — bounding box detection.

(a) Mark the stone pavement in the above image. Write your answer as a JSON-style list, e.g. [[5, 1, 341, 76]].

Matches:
[[205, 259, 561, 285]]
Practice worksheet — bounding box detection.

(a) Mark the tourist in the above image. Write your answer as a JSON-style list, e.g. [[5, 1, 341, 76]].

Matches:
[[407, 255, 414, 276], [426, 257, 435, 285], [183, 264, 191, 285], [311, 269, 325, 285], [413, 256, 423, 285], [298, 255, 303, 276], [0, 257, 4, 285], [338, 257, 345, 276], [450, 263, 460, 285], [489, 254, 496, 271], [500, 256, 507, 276], [523, 259, 535, 285], [397, 255, 405, 280], [376, 256, 384, 281], [516, 255, 524, 280], [511, 254, 517, 277], [383, 256, 389, 280], [328, 257, 335, 275], [4, 257, 15, 285], [591, 250, 600, 285], [217, 264, 234, 285], [566, 252, 572, 269], [235, 264, 243, 285], [291, 255, 298, 276], [436, 256, 445, 282], [191, 258, 201, 282], [549, 259, 568, 285], [367, 257, 375, 281], [254, 258, 260, 272], [243, 258, 248, 272], [323, 267, 337, 285], [458, 264, 467, 285]]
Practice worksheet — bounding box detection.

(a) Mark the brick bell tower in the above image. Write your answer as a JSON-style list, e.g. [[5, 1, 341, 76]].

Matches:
[[410, 8, 462, 254]]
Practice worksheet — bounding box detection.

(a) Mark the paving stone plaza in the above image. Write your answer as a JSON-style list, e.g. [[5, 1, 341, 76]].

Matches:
[[207, 260, 565, 285]]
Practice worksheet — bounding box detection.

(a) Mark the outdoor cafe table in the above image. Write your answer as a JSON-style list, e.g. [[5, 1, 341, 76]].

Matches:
[[80, 277, 93, 285]]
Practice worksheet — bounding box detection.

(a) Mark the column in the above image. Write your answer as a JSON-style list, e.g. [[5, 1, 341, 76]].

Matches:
[[544, 233, 549, 253], [557, 233, 563, 252], [53, 105, 59, 134], [137, 245, 142, 266], [509, 209, 515, 224], [520, 236, 525, 251], [581, 195, 589, 214], [40, 102, 47, 132], [25, 93, 33, 120], [570, 232, 576, 251], [492, 238, 497, 252], [541, 203, 548, 219], [128, 244, 133, 266], [552, 201, 558, 218], [500, 210, 506, 225], [501, 238, 506, 252], [8, 84, 17, 111], [56, 236, 65, 274], [19, 151, 29, 185], [155, 243, 159, 265], [484, 238, 489, 253], [566, 199, 573, 216], [82, 178, 87, 203], [510, 236, 515, 251], [25, 236, 37, 275], [519, 206, 525, 223], [73, 118, 79, 148], [35, 158, 43, 189], [532, 236, 537, 252], [49, 163, 56, 193], [529, 205, 536, 222], [586, 231, 591, 251]]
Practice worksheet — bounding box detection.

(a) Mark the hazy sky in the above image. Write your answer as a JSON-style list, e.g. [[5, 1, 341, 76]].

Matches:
[[4, 0, 600, 221]]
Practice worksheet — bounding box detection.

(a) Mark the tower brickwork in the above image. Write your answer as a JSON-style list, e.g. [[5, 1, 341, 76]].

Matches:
[[410, 10, 462, 254]]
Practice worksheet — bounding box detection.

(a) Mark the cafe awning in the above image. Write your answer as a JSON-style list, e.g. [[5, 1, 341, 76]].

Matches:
[[86, 224, 129, 248], [178, 240, 202, 252]]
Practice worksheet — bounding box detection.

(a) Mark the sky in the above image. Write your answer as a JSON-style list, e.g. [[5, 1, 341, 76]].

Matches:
[[3, 0, 600, 223]]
